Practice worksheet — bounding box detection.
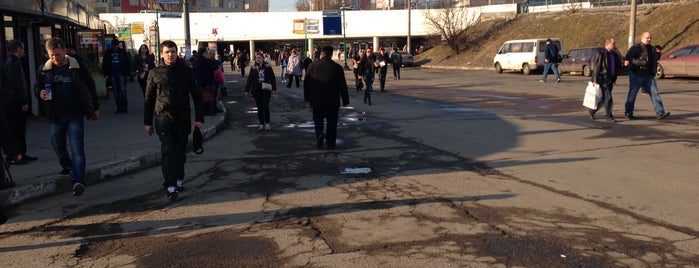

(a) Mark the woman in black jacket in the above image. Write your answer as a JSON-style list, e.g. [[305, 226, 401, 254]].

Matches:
[[357, 48, 375, 105], [133, 44, 156, 96], [245, 53, 277, 131]]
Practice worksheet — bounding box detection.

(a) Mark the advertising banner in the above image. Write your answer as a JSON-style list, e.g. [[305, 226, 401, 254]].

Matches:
[[131, 23, 144, 35], [117, 25, 131, 40]]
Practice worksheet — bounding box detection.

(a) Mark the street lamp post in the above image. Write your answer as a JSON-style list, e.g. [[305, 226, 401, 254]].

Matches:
[[341, 5, 350, 70]]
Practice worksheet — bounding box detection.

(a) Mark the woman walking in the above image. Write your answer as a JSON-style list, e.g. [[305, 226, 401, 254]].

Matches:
[[285, 48, 303, 88], [133, 44, 156, 96], [357, 48, 375, 105], [245, 53, 277, 131]]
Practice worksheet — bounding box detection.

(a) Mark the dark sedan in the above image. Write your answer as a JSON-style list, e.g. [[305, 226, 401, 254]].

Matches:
[[656, 44, 699, 79], [558, 46, 602, 77]]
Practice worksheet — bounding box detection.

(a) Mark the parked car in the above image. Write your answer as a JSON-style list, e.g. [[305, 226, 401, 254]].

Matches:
[[389, 50, 414, 67], [559, 46, 602, 77], [656, 44, 699, 79], [493, 38, 563, 75]]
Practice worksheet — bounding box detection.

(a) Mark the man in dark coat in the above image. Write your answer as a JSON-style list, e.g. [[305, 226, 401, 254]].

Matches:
[[2, 40, 37, 164], [101, 38, 131, 113], [35, 38, 100, 196], [303, 46, 349, 149], [144, 40, 204, 200], [588, 38, 623, 122]]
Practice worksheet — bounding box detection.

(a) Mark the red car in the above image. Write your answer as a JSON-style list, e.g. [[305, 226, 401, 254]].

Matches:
[[656, 44, 699, 78]]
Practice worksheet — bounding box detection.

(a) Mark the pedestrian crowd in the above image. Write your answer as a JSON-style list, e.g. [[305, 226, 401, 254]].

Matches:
[[0, 31, 674, 224], [0, 35, 404, 210]]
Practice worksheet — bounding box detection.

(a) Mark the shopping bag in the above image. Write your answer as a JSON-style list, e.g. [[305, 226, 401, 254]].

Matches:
[[582, 82, 601, 110]]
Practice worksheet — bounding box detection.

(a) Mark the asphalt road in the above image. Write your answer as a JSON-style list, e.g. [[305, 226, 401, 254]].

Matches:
[[1, 68, 698, 267]]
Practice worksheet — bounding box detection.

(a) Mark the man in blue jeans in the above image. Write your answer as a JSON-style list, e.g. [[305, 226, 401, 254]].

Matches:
[[101, 38, 131, 113], [539, 38, 561, 83], [624, 31, 670, 120], [35, 38, 99, 196], [588, 38, 623, 122]]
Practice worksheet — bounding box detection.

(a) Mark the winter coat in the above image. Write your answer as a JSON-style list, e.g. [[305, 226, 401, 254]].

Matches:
[[1, 54, 28, 106], [34, 56, 99, 121], [303, 57, 349, 109], [245, 63, 277, 94], [591, 48, 623, 85], [144, 59, 205, 134]]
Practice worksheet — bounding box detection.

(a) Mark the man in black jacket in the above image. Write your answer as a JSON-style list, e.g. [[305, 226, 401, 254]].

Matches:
[[101, 38, 131, 113], [539, 38, 561, 83], [303, 46, 349, 149], [390, 47, 402, 80], [35, 38, 100, 196], [624, 31, 670, 120], [588, 38, 623, 122], [2, 40, 37, 164], [144, 40, 204, 200]]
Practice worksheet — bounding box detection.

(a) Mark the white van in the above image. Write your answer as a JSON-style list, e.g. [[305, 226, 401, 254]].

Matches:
[[493, 38, 563, 75]]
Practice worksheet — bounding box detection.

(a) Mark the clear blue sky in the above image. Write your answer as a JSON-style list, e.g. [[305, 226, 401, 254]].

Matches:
[[269, 0, 296, 12]]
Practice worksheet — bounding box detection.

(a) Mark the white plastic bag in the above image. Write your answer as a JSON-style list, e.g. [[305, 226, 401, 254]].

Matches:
[[582, 82, 602, 110]]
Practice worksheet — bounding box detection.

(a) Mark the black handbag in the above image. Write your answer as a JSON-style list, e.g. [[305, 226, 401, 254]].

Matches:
[[356, 79, 364, 90]]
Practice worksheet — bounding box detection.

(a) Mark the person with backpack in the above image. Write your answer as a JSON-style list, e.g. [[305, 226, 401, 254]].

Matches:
[[539, 38, 561, 84]]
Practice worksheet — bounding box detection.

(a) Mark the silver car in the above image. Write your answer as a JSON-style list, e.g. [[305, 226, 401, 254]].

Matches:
[[389, 51, 414, 67]]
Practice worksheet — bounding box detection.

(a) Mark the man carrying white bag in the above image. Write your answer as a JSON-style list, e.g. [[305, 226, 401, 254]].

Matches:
[[584, 38, 623, 122]]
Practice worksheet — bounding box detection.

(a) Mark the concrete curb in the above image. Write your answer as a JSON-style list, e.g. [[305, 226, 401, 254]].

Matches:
[[0, 111, 227, 206]]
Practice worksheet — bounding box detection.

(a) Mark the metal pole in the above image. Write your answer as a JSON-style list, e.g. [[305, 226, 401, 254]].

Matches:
[[304, 18, 308, 56], [407, 0, 411, 53], [156, 9, 160, 59], [342, 6, 349, 70], [628, 0, 637, 50], [184, 0, 192, 59]]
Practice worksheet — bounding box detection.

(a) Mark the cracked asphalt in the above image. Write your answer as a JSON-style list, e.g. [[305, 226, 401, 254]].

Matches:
[[1, 68, 698, 267]]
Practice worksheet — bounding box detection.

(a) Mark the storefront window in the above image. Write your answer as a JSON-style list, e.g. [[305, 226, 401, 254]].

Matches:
[[4, 16, 13, 41]]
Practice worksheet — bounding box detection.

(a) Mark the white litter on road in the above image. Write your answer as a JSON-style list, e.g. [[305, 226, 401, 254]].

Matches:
[[340, 167, 372, 174]]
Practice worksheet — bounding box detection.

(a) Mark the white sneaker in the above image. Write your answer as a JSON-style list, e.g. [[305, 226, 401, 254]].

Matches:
[[264, 124, 271, 131], [258, 124, 264, 131], [176, 179, 184, 192]]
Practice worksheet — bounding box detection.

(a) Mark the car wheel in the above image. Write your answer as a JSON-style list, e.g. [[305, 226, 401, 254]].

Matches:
[[655, 64, 665, 79], [522, 63, 531, 75], [583, 65, 591, 77], [495, 63, 503, 73]]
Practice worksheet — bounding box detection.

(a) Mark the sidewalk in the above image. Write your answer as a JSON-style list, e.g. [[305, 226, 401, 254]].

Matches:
[[0, 74, 228, 206]]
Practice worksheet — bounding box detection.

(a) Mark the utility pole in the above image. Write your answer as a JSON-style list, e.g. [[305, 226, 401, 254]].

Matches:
[[628, 0, 637, 50], [407, 0, 411, 53], [184, 0, 192, 58], [341, 4, 349, 70]]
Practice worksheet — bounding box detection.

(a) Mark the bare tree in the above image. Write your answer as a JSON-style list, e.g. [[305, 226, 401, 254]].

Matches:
[[422, 0, 481, 54], [141, 0, 208, 12], [295, 0, 343, 11]]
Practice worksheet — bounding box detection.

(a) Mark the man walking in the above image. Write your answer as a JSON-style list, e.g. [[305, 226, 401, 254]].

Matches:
[[303, 46, 349, 149], [587, 38, 623, 122], [390, 47, 402, 80], [2, 40, 37, 164], [376, 47, 389, 92], [144, 40, 204, 200], [624, 31, 670, 120], [35, 38, 100, 196], [539, 38, 561, 83], [102, 38, 131, 113]]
